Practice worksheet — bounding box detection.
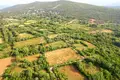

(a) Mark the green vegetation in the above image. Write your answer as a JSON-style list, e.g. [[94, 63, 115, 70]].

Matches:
[[1, 0, 120, 23], [0, 1, 120, 80]]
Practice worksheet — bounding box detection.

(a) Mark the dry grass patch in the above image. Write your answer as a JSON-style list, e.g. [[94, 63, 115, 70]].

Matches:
[[48, 33, 67, 39], [101, 29, 113, 33], [0, 38, 3, 44], [14, 37, 45, 48], [17, 33, 33, 39], [22, 54, 40, 62], [39, 29, 48, 31], [11, 66, 24, 73], [45, 41, 67, 48], [0, 57, 14, 76], [24, 20, 37, 25], [89, 29, 113, 34], [48, 34, 58, 38], [82, 41, 95, 48], [73, 40, 95, 50], [67, 24, 91, 31], [73, 44, 86, 51], [59, 66, 86, 80], [0, 77, 3, 80], [82, 62, 100, 74], [45, 48, 81, 65]]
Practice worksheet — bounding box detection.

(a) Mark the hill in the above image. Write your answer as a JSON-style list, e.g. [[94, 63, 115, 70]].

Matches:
[[1, 0, 120, 23]]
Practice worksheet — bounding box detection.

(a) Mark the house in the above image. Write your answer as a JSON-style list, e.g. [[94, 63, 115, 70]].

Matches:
[[89, 18, 96, 24]]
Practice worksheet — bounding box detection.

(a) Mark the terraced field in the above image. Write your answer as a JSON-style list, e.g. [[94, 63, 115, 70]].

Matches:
[[73, 40, 95, 50], [14, 37, 45, 48], [45, 48, 81, 65], [59, 66, 86, 80], [0, 57, 14, 75], [89, 29, 113, 34], [0, 16, 119, 80], [17, 33, 34, 39], [45, 41, 67, 48], [22, 54, 40, 62]]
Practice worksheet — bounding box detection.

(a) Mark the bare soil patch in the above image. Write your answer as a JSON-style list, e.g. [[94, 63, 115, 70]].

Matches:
[[22, 54, 40, 62], [11, 66, 23, 73], [0, 77, 3, 80], [45, 48, 81, 65], [59, 66, 86, 80], [0, 57, 14, 76]]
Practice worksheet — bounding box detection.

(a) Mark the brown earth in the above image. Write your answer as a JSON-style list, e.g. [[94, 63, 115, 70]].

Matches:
[[59, 66, 86, 80], [0, 57, 14, 76], [45, 48, 81, 65], [22, 54, 40, 62]]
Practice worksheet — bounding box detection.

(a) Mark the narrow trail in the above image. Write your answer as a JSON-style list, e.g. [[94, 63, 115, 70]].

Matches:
[[67, 19, 77, 24], [52, 4, 61, 9]]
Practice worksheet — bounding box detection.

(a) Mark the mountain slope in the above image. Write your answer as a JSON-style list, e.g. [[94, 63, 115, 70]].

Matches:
[[1, 0, 120, 23]]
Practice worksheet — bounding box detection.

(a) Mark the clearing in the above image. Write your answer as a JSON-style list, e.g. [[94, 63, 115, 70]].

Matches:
[[17, 33, 34, 39], [89, 29, 113, 34], [22, 54, 40, 62], [11, 54, 41, 73], [59, 65, 86, 80], [0, 38, 3, 44], [48, 33, 67, 39], [73, 40, 95, 50], [82, 62, 100, 74], [45, 41, 67, 48], [66, 24, 91, 31], [14, 37, 45, 48], [24, 20, 37, 25], [48, 34, 58, 38], [0, 57, 14, 76], [73, 44, 86, 50], [11, 66, 24, 73], [82, 41, 95, 48], [45, 48, 81, 65]]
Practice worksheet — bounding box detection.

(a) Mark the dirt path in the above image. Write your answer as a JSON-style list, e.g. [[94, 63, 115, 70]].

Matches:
[[67, 19, 77, 24], [0, 57, 14, 76]]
